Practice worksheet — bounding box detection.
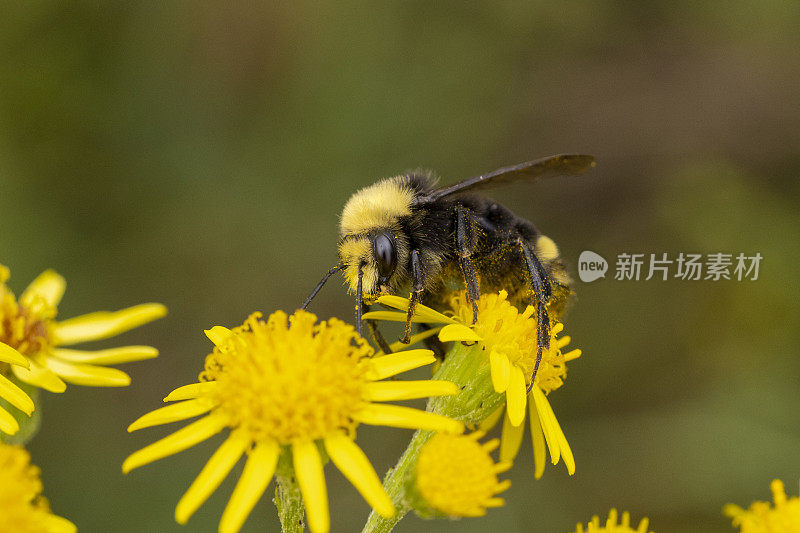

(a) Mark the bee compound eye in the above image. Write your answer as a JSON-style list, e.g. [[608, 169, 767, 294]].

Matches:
[[374, 233, 397, 280]]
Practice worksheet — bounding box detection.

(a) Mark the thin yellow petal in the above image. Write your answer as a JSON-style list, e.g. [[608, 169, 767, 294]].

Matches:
[[489, 350, 511, 393], [564, 349, 582, 362], [44, 357, 131, 387], [204, 326, 232, 346], [163, 381, 218, 402], [485, 497, 507, 507], [365, 350, 436, 380], [360, 311, 434, 324], [0, 373, 35, 415], [500, 410, 525, 462], [175, 430, 250, 524], [506, 366, 527, 427], [536, 390, 575, 475], [325, 433, 394, 518], [41, 514, 77, 533], [377, 327, 442, 355], [0, 342, 30, 368], [128, 398, 216, 432], [52, 346, 158, 365], [555, 335, 571, 350], [478, 406, 504, 432], [293, 440, 329, 533], [219, 440, 280, 533], [438, 323, 482, 343], [122, 415, 226, 473], [12, 361, 66, 393], [364, 380, 458, 401], [374, 295, 457, 324], [531, 387, 560, 465], [356, 403, 463, 434], [529, 394, 546, 479], [0, 406, 20, 435], [21, 269, 66, 308], [53, 303, 167, 345]]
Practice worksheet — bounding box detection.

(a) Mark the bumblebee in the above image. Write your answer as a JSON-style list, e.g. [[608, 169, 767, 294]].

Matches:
[[303, 154, 595, 387]]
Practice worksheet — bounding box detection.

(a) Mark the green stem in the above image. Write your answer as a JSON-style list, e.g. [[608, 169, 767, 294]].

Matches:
[[275, 455, 305, 533], [362, 341, 505, 533]]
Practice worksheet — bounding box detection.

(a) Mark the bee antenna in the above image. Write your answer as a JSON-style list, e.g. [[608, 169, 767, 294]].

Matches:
[[355, 264, 364, 337], [301, 265, 343, 310]]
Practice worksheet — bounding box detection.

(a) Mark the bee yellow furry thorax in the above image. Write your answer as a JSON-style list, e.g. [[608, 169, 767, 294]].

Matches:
[[339, 177, 415, 235]]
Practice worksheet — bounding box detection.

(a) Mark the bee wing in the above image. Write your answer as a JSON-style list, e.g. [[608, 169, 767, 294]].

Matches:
[[415, 154, 595, 204]]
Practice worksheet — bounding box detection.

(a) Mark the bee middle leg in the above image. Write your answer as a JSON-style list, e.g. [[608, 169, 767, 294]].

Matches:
[[400, 249, 424, 344], [518, 236, 552, 392], [456, 204, 481, 323], [362, 301, 393, 354]]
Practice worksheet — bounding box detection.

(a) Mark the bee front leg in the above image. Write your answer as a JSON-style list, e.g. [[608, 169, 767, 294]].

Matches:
[[518, 236, 552, 392], [456, 204, 481, 323], [400, 249, 424, 344], [363, 301, 393, 354]]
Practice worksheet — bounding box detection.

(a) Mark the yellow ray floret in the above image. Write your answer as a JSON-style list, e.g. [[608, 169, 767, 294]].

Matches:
[[414, 431, 511, 518], [0, 442, 77, 533], [574, 509, 652, 533], [0, 263, 165, 435], [724, 478, 800, 532], [124, 309, 463, 533]]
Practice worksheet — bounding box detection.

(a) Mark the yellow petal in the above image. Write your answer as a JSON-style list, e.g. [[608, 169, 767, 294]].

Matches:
[[478, 406, 504, 432], [52, 346, 158, 365], [175, 430, 250, 524], [356, 403, 463, 434], [0, 342, 30, 369], [44, 357, 131, 387], [0, 373, 35, 415], [293, 440, 329, 533], [53, 303, 167, 345], [489, 350, 511, 393], [536, 389, 575, 475], [122, 415, 226, 473], [364, 380, 458, 402], [204, 326, 232, 346], [0, 406, 20, 435], [365, 350, 436, 381], [41, 514, 77, 533], [564, 348, 582, 362], [500, 410, 525, 463], [506, 366, 527, 427], [374, 295, 456, 324], [531, 387, 560, 466], [438, 323, 482, 343], [12, 361, 66, 393], [163, 381, 218, 402], [529, 394, 546, 479], [21, 269, 66, 308], [128, 398, 216, 432], [359, 311, 429, 323], [219, 440, 280, 533], [377, 327, 442, 355], [325, 433, 394, 518]]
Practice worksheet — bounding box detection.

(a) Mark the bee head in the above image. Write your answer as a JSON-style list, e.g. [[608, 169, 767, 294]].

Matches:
[[338, 176, 415, 299]]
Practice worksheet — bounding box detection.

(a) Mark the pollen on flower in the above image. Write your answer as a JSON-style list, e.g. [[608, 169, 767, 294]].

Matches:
[[0, 268, 55, 362], [0, 443, 76, 533], [724, 478, 800, 532], [414, 432, 510, 517], [574, 509, 652, 533], [200, 310, 373, 444]]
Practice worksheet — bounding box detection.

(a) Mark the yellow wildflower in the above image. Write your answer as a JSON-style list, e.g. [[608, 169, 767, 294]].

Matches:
[[366, 290, 581, 477], [0, 442, 76, 532], [0, 264, 165, 435], [724, 479, 800, 532], [574, 509, 652, 533], [413, 431, 510, 518], [123, 310, 463, 533]]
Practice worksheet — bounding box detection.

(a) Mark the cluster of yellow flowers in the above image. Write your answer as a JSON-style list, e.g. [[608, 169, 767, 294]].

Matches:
[[2, 261, 798, 533]]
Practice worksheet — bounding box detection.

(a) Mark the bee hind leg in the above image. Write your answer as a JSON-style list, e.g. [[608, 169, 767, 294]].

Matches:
[[518, 236, 552, 393]]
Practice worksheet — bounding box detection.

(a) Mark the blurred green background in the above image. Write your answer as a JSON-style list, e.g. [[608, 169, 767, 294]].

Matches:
[[1, 2, 799, 532]]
